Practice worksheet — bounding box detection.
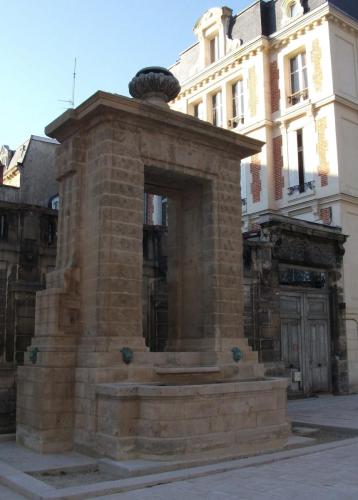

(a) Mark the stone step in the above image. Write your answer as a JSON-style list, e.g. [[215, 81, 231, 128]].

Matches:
[[155, 365, 221, 375], [135, 351, 218, 366]]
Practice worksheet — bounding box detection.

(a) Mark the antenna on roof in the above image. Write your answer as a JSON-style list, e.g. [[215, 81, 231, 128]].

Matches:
[[59, 58, 77, 109]]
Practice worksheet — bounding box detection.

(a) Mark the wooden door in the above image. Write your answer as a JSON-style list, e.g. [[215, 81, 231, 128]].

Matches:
[[304, 293, 330, 393], [280, 291, 331, 395], [280, 293, 302, 374]]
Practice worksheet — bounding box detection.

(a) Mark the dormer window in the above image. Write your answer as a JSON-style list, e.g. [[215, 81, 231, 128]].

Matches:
[[289, 1, 300, 17], [209, 35, 220, 63], [280, 0, 303, 26], [193, 7, 232, 68]]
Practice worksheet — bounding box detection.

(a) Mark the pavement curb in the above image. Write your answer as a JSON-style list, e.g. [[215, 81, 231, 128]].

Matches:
[[1, 436, 358, 499]]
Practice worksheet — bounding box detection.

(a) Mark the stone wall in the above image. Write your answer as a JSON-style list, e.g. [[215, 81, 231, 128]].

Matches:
[[0, 201, 57, 432]]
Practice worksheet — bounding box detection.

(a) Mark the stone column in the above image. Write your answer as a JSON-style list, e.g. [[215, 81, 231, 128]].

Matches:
[[16, 132, 85, 452], [215, 157, 246, 351]]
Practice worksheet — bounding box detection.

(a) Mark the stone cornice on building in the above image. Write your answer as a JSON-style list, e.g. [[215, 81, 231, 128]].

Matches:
[[271, 4, 358, 50], [172, 3, 358, 104], [258, 212, 345, 239], [171, 37, 269, 103], [275, 93, 358, 127], [238, 119, 275, 135], [336, 193, 358, 207], [270, 4, 330, 49], [275, 192, 358, 214], [335, 93, 358, 112]]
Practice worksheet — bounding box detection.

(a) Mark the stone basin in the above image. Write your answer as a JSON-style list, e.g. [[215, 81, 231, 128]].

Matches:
[[94, 377, 289, 460]]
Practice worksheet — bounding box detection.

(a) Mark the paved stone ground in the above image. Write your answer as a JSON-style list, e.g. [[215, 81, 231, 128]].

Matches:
[[0, 483, 25, 499], [98, 441, 358, 499], [97, 395, 358, 499], [288, 394, 358, 429], [1, 395, 358, 499]]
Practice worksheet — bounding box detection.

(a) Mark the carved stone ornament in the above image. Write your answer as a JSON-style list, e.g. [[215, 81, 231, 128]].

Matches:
[[128, 67, 181, 106]]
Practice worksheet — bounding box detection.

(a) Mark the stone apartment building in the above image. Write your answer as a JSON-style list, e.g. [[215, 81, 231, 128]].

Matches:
[[0, 136, 59, 432], [169, 0, 358, 393]]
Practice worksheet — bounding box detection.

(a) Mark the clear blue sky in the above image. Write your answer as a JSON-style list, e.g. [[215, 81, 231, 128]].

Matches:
[[1, 0, 249, 148]]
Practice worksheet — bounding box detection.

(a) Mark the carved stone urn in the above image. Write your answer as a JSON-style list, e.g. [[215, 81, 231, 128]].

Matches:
[[128, 66, 180, 107]]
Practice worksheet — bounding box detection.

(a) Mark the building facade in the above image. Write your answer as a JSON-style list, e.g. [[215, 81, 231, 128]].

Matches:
[[0, 135, 59, 207], [0, 136, 59, 432], [243, 214, 347, 395], [170, 0, 358, 391]]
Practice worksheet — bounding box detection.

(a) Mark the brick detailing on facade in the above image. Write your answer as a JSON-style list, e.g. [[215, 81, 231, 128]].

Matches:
[[250, 154, 261, 203], [316, 117, 329, 187], [311, 39, 323, 93], [270, 61, 280, 113], [273, 135, 284, 200], [320, 207, 332, 225], [248, 66, 257, 117]]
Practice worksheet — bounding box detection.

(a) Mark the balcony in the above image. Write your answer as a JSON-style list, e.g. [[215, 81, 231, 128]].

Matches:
[[288, 88, 308, 106], [228, 115, 245, 129], [287, 180, 315, 196]]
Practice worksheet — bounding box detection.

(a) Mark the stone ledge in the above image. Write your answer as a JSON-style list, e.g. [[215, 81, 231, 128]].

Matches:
[[96, 377, 288, 398], [154, 366, 220, 374]]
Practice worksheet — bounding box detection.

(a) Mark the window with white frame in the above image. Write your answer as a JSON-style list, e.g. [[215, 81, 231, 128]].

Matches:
[[287, 127, 314, 195], [193, 101, 204, 120], [288, 52, 308, 105], [212, 91, 223, 127], [209, 35, 220, 64], [280, 0, 304, 26], [230, 80, 245, 128]]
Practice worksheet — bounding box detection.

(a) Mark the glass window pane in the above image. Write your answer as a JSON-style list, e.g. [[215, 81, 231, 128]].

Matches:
[[290, 56, 298, 73], [210, 38, 216, 63], [297, 129, 303, 148], [302, 67, 308, 89], [291, 72, 300, 94], [210, 36, 219, 63]]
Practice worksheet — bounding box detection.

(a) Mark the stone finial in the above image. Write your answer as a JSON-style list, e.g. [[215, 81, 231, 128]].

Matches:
[[129, 67, 181, 107]]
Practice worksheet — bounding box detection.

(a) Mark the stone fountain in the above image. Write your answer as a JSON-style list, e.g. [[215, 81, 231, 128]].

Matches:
[[16, 67, 289, 459]]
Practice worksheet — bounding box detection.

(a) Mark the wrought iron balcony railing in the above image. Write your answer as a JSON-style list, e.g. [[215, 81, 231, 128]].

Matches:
[[287, 180, 315, 196], [288, 88, 309, 105]]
